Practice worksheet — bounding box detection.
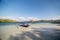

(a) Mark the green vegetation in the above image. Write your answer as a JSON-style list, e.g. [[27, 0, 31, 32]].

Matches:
[[0, 19, 17, 22], [0, 18, 60, 23], [29, 20, 60, 23], [50, 20, 60, 23]]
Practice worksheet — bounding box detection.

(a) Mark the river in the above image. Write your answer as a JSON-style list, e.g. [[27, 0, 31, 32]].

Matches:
[[0, 22, 60, 40]]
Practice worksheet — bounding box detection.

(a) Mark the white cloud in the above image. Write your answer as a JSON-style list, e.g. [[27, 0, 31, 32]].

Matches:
[[27, 17, 40, 21], [50, 16, 60, 20], [19, 17, 40, 21], [19, 17, 28, 21]]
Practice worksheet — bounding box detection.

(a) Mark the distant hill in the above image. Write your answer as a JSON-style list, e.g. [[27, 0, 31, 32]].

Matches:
[[0, 19, 17, 22], [0, 17, 60, 23], [29, 19, 60, 23], [50, 20, 60, 23]]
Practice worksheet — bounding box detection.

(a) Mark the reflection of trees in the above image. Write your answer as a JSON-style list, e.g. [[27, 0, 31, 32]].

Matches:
[[8, 28, 60, 40], [8, 35, 20, 40], [8, 32, 41, 40], [8, 29, 42, 40]]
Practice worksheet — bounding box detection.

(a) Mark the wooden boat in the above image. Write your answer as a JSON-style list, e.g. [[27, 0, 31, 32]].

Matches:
[[20, 23, 29, 27], [20, 24, 29, 27]]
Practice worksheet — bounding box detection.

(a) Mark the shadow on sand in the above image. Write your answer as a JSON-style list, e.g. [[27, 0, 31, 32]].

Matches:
[[8, 28, 60, 40]]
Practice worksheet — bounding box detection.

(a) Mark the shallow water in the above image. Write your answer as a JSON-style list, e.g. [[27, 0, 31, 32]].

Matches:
[[0, 23, 60, 40]]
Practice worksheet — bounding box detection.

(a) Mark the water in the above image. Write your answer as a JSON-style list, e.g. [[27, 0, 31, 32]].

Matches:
[[0, 22, 60, 40]]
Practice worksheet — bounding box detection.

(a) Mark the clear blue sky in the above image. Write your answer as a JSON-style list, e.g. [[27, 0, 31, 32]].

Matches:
[[0, 0, 60, 19]]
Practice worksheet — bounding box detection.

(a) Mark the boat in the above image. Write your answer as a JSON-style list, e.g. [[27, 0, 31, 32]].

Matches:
[[20, 22, 29, 27]]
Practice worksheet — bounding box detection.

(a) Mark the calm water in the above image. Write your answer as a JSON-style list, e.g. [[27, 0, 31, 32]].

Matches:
[[0, 22, 60, 40]]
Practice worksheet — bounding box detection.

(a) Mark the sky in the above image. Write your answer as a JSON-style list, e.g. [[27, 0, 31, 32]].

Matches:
[[0, 0, 60, 20]]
